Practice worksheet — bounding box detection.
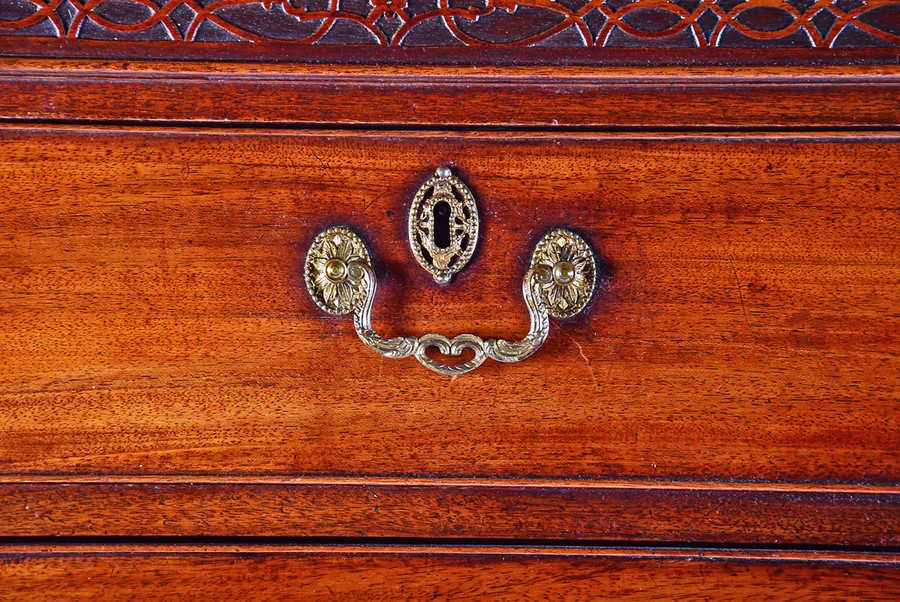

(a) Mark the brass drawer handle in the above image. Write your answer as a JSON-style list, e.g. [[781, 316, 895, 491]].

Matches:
[[305, 226, 596, 376]]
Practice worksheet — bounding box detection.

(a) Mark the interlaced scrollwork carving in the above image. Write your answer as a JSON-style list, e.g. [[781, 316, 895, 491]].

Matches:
[[3, 0, 897, 48]]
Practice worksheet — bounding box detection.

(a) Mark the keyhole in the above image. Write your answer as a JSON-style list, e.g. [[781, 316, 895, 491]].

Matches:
[[433, 201, 452, 249]]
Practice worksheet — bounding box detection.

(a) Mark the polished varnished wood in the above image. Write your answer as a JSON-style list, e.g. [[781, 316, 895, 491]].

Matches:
[[0, 127, 896, 488], [1, 59, 898, 128], [2, 0, 899, 593], [1, 479, 897, 545], [1, 546, 898, 601], [3, 0, 899, 68]]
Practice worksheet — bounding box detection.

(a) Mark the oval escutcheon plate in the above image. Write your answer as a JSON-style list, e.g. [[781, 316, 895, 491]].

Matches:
[[408, 167, 479, 284], [304, 226, 371, 315], [530, 229, 596, 319]]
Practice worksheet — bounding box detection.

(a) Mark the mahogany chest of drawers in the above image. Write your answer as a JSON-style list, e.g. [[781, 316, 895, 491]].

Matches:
[[0, 0, 898, 598]]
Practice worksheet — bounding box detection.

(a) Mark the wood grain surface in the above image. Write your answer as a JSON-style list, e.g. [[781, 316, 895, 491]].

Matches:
[[0, 126, 896, 486], [1, 59, 898, 128], [3, 16, 898, 596], [1, 479, 897, 545], [1, 546, 898, 601]]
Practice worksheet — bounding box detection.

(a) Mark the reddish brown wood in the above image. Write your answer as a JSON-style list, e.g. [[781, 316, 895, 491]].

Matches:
[[0, 59, 898, 127], [2, 3, 898, 593], [0, 127, 896, 486], [4, 40, 900, 66], [0, 546, 897, 600], [0, 480, 897, 545], [2, 0, 898, 50]]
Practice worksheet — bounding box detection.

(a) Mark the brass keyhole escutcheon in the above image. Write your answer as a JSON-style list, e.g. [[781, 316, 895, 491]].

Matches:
[[408, 167, 479, 284]]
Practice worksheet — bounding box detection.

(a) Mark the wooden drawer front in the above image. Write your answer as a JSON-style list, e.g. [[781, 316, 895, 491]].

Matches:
[[0, 127, 897, 541]]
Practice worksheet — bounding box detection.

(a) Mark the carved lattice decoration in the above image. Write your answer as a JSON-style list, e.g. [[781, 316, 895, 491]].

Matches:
[[2, 0, 898, 47]]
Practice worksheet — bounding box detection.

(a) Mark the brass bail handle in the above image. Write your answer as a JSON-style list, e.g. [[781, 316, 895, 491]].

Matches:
[[304, 226, 596, 376]]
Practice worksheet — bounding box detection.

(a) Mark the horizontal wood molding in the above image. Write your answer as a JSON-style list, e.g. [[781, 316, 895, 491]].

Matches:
[[4, 40, 900, 65], [1, 546, 898, 600], [0, 59, 898, 127], [0, 481, 898, 546]]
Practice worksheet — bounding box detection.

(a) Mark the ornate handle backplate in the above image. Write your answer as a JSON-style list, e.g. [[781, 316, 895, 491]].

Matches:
[[304, 226, 596, 376]]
